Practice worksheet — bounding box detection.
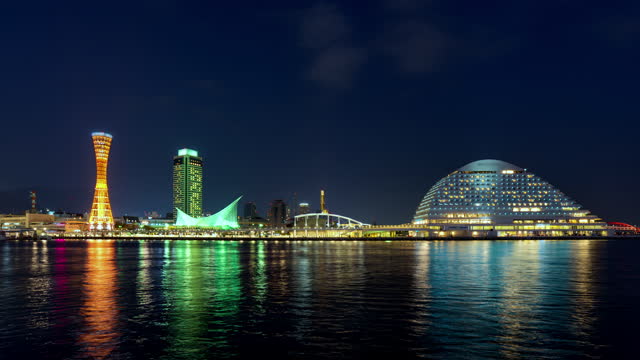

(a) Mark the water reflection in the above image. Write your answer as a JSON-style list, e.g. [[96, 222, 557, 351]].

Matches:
[[78, 241, 119, 359], [27, 241, 51, 330], [0, 239, 630, 359], [163, 241, 208, 358], [208, 242, 242, 348], [411, 242, 430, 338], [496, 241, 542, 358], [137, 241, 153, 314], [571, 241, 597, 340], [251, 241, 267, 310], [162, 241, 243, 358], [52, 241, 71, 331], [289, 242, 313, 346]]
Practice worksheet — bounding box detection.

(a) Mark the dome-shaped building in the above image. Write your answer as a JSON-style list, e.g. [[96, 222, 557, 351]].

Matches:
[[413, 159, 609, 238]]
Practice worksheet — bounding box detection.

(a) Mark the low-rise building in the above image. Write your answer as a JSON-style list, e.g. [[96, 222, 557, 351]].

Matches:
[[0, 212, 55, 230]]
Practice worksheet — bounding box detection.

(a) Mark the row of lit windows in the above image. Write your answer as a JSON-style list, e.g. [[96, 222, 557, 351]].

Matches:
[[438, 196, 559, 201], [418, 212, 592, 217], [443, 187, 557, 192], [449, 177, 551, 183], [414, 218, 601, 227], [416, 218, 493, 224], [443, 213, 491, 218], [420, 205, 583, 211], [470, 225, 606, 230], [453, 171, 526, 176], [435, 197, 566, 203], [441, 194, 558, 198], [419, 201, 577, 208], [452, 178, 546, 184], [418, 206, 580, 211], [443, 187, 558, 192]]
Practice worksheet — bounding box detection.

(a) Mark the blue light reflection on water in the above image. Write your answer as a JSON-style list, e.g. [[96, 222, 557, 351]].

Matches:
[[0, 239, 638, 359]]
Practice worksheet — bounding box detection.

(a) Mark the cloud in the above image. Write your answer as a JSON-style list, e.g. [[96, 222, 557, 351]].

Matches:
[[381, 0, 432, 12], [299, 2, 366, 89], [297, 1, 509, 85], [601, 17, 640, 48], [300, 2, 350, 49], [308, 47, 366, 88], [382, 21, 448, 73]]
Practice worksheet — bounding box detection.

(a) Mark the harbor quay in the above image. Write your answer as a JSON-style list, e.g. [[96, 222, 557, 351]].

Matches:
[[7, 222, 634, 241]]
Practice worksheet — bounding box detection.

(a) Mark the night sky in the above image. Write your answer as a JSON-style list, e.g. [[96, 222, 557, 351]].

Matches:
[[1, 0, 639, 225]]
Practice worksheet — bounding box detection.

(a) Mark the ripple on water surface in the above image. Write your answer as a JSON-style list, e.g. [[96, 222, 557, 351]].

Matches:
[[0, 239, 639, 359]]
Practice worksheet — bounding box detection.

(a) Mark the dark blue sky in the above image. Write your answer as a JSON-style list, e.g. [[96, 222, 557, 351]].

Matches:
[[1, 0, 639, 224]]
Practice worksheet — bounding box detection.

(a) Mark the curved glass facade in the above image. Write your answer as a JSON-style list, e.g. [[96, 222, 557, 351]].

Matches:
[[413, 160, 608, 237]]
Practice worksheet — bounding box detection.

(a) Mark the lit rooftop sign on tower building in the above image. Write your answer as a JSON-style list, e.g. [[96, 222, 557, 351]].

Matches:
[[178, 148, 199, 157]]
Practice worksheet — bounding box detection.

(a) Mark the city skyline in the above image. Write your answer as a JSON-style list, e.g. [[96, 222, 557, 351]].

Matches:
[[1, 1, 639, 225], [1, 136, 639, 226], [2, 2, 640, 359]]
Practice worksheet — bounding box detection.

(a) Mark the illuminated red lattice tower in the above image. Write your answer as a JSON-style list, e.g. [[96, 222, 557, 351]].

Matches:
[[89, 132, 115, 231]]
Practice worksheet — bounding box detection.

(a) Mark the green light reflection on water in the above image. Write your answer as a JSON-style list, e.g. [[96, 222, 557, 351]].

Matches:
[[137, 242, 152, 312], [161, 240, 242, 359], [252, 241, 267, 311]]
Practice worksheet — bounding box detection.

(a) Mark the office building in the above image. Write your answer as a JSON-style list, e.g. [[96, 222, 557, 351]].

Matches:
[[244, 201, 257, 219], [298, 202, 310, 215], [269, 200, 287, 227]]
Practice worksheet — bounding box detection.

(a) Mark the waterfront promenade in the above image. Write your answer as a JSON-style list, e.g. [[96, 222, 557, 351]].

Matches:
[[4, 224, 633, 241]]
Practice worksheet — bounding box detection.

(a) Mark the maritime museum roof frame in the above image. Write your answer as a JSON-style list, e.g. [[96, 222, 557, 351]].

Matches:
[[175, 196, 242, 229]]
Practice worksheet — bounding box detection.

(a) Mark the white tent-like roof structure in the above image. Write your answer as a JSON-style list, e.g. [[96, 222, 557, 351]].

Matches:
[[175, 196, 242, 229]]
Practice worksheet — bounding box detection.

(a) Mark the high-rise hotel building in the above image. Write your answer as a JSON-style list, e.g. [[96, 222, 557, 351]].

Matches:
[[413, 159, 609, 237], [173, 148, 203, 219]]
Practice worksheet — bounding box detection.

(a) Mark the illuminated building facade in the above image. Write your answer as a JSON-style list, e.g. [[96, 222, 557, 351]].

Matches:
[[173, 148, 203, 219], [298, 202, 310, 215], [243, 202, 257, 219], [320, 190, 328, 213], [269, 200, 287, 227], [175, 197, 241, 229], [89, 132, 115, 231], [413, 159, 609, 237], [0, 212, 55, 230]]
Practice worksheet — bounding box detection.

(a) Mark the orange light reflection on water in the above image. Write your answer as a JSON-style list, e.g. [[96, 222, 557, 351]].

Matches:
[[78, 241, 119, 359]]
